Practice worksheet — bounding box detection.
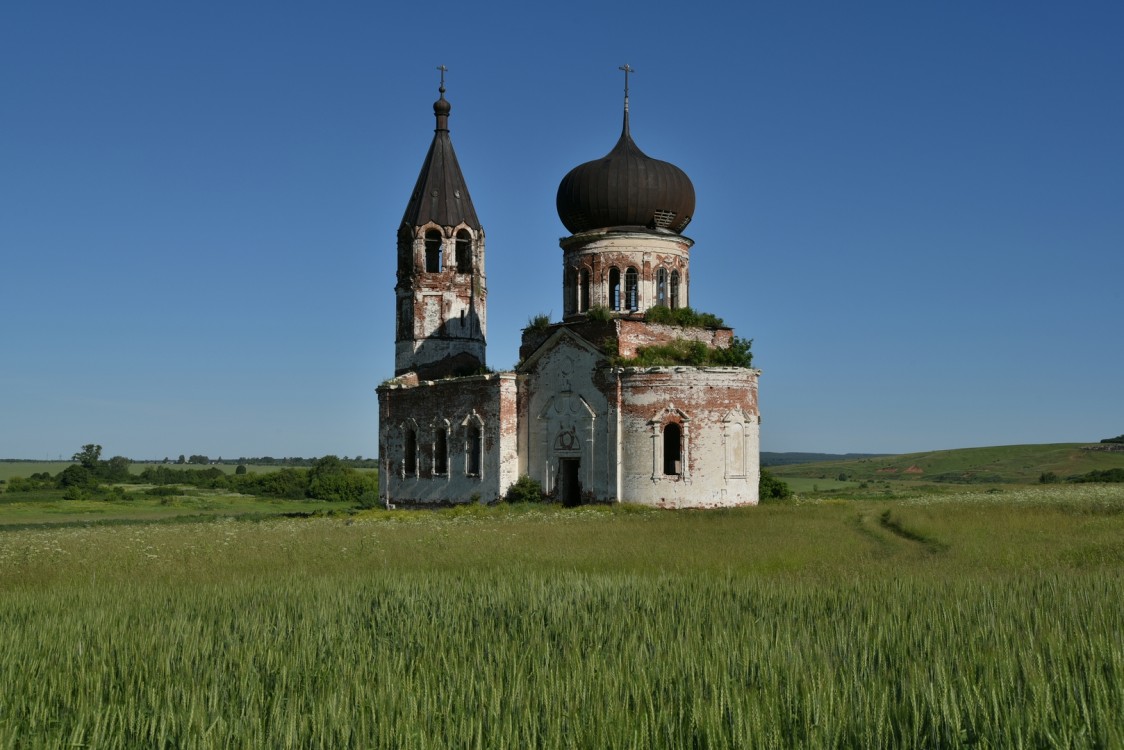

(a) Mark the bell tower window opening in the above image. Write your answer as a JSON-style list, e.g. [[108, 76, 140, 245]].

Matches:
[[670, 270, 681, 310], [455, 230, 472, 273], [404, 427, 418, 476], [466, 424, 482, 477], [579, 268, 590, 312], [565, 266, 577, 315], [656, 268, 667, 307], [434, 427, 448, 476], [663, 422, 682, 476], [625, 267, 639, 311], [424, 230, 443, 273], [609, 268, 622, 311]]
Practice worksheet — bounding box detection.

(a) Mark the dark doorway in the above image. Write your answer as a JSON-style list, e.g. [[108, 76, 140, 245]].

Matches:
[[560, 458, 581, 507]]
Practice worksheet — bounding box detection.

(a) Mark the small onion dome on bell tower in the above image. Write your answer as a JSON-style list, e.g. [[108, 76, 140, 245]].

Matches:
[[556, 71, 694, 235]]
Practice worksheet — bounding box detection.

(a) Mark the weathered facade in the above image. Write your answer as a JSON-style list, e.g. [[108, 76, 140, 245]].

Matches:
[[377, 73, 761, 508]]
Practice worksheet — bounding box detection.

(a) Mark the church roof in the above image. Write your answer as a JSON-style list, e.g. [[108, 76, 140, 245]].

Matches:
[[401, 82, 482, 232], [556, 90, 694, 235]]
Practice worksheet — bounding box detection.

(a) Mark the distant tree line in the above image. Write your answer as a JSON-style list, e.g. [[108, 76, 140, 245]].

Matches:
[[161, 454, 378, 469], [137, 456, 378, 503], [3, 444, 378, 504], [1039, 468, 1124, 484], [1101, 434, 1124, 444]]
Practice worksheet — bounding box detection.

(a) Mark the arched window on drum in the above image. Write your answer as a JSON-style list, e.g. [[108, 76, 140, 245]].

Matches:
[[625, 267, 639, 311]]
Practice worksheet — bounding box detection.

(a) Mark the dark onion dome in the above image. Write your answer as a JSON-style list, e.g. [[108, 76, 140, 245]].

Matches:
[[401, 83, 482, 231], [556, 110, 694, 235]]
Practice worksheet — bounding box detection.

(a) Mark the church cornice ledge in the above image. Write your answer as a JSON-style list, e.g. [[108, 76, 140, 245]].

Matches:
[[559, 227, 694, 250], [611, 365, 762, 376], [378, 370, 516, 391]]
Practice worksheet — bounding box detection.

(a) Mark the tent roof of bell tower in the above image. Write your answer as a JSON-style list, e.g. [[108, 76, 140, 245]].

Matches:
[[401, 70, 482, 232]]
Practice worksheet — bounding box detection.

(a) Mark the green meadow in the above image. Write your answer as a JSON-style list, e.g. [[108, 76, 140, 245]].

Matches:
[[2, 484, 1122, 748], [770, 442, 1124, 485], [0, 487, 352, 527]]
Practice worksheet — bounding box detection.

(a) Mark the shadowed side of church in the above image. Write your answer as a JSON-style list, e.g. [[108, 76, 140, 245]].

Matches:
[[377, 71, 760, 508]]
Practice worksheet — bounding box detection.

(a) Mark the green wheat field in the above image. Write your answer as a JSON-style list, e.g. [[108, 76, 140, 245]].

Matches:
[[2, 485, 1123, 748]]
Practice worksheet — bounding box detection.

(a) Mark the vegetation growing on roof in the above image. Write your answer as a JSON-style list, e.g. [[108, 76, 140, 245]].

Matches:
[[586, 305, 612, 322], [645, 306, 726, 328], [524, 313, 552, 332], [614, 336, 753, 368]]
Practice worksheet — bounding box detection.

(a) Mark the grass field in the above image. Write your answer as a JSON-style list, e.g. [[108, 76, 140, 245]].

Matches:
[[0, 487, 352, 527], [1, 484, 1122, 747], [773, 476, 858, 493]]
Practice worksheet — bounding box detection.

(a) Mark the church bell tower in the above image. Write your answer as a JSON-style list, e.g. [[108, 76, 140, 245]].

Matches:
[[395, 69, 487, 380]]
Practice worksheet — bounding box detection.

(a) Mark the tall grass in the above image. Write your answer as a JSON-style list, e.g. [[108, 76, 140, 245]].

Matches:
[[1, 487, 1122, 747]]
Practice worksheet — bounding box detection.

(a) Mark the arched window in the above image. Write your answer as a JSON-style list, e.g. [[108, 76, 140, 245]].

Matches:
[[404, 427, 418, 476], [656, 268, 667, 308], [670, 270, 681, 310], [663, 423, 682, 476], [455, 230, 472, 273], [579, 268, 591, 313], [466, 424, 482, 477], [625, 267, 639, 311], [434, 427, 448, 476], [609, 268, 622, 311], [424, 230, 442, 273]]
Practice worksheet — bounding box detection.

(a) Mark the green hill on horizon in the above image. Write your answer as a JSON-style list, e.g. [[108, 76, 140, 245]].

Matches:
[[769, 442, 1124, 485]]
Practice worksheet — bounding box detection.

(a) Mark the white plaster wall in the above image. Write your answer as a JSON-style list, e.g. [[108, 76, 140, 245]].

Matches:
[[617, 367, 760, 508]]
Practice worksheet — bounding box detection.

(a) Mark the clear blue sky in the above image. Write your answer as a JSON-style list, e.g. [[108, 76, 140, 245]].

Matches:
[[2, 1, 1122, 460]]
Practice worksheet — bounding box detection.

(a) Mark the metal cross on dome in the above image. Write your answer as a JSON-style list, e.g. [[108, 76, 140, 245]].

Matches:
[[619, 63, 634, 95], [437, 64, 448, 91]]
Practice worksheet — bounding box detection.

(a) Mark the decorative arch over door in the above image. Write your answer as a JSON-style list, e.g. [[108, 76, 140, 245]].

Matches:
[[536, 390, 596, 499]]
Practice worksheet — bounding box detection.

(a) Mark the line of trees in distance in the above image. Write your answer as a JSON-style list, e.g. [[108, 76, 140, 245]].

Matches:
[[155, 455, 378, 469], [4, 445, 379, 505]]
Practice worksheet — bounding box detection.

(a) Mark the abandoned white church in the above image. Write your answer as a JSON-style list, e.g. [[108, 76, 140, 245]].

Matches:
[[377, 69, 761, 508]]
